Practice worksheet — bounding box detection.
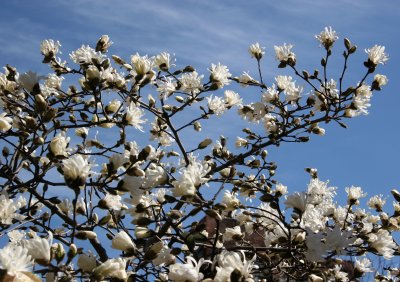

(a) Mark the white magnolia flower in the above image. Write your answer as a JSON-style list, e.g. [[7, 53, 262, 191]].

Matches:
[[368, 194, 386, 210], [215, 251, 258, 282], [45, 73, 64, 89], [284, 192, 307, 212], [62, 154, 91, 187], [25, 232, 53, 264], [224, 90, 242, 107], [155, 52, 175, 71], [0, 244, 33, 279], [248, 42, 265, 59], [19, 71, 42, 92], [49, 132, 70, 156], [143, 163, 168, 189], [238, 71, 257, 87], [109, 153, 128, 171], [180, 71, 204, 94], [368, 229, 396, 259], [76, 197, 87, 215], [75, 127, 89, 138], [276, 183, 288, 195], [223, 226, 243, 242], [102, 193, 124, 210], [7, 230, 26, 245], [157, 77, 177, 99], [315, 26, 339, 48], [40, 39, 61, 57], [131, 53, 155, 76], [207, 95, 226, 116], [106, 99, 122, 114], [111, 230, 136, 252], [169, 257, 210, 282], [70, 45, 105, 65], [324, 225, 355, 254], [209, 63, 231, 88], [96, 35, 113, 53], [345, 186, 366, 204], [93, 258, 127, 281], [0, 194, 27, 225], [354, 257, 373, 274], [152, 244, 175, 266], [374, 74, 388, 87], [172, 160, 210, 197], [57, 198, 72, 215], [274, 43, 296, 63], [77, 251, 97, 273], [0, 112, 12, 131], [262, 84, 279, 102], [365, 45, 388, 65], [125, 102, 146, 131], [235, 137, 248, 148], [221, 191, 240, 211]]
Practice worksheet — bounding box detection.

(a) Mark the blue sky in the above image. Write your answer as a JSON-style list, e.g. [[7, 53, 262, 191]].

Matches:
[[1, 0, 399, 205]]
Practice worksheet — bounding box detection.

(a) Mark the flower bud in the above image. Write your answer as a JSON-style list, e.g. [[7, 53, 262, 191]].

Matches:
[[111, 231, 136, 252], [135, 227, 152, 239], [75, 230, 97, 240]]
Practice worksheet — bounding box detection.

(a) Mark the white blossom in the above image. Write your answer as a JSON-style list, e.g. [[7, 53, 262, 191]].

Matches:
[[25, 232, 53, 264], [262, 84, 279, 102], [111, 230, 136, 252], [365, 45, 389, 65], [368, 229, 396, 259], [248, 42, 265, 59], [131, 53, 155, 76], [223, 226, 243, 242], [0, 244, 33, 279], [45, 73, 63, 89], [49, 132, 70, 156], [345, 186, 366, 204], [169, 257, 210, 282], [368, 194, 386, 210], [315, 26, 339, 48], [374, 74, 388, 87], [0, 112, 12, 131], [209, 63, 231, 88], [155, 52, 175, 71], [172, 160, 210, 197], [207, 95, 226, 116], [77, 252, 97, 273], [215, 251, 258, 282], [157, 77, 177, 99], [40, 39, 61, 57], [354, 257, 373, 274], [274, 43, 296, 63], [93, 258, 127, 281], [70, 45, 105, 65], [19, 71, 42, 92], [180, 71, 203, 94], [62, 154, 91, 186], [0, 194, 27, 225], [221, 191, 240, 211], [125, 102, 146, 131], [235, 136, 248, 148], [224, 90, 242, 107]]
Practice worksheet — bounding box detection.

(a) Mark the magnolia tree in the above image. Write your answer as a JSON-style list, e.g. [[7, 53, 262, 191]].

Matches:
[[0, 27, 398, 282]]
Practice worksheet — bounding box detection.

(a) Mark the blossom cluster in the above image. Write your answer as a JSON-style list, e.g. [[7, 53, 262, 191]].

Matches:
[[0, 27, 396, 281]]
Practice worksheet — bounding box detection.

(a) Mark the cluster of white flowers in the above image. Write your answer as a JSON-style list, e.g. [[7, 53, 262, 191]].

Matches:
[[0, 28, 394, 281], [172, 159, 210, 197], [0, 193, 27, 225]]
